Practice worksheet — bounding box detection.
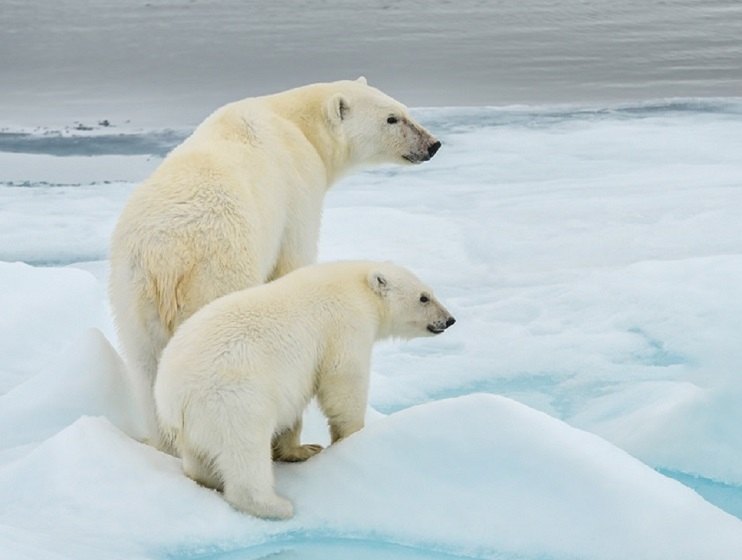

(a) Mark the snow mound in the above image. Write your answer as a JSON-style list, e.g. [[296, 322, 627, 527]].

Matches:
[[0, 328, 148, 453], [0, 262, 106, 392], [281, 394, 742, 559], [572, 379, 742, 485], [1, 395, 740, 560]]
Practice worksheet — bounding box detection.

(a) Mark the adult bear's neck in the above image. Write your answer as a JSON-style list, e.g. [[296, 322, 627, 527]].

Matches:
[[265, 84, 352, 187]]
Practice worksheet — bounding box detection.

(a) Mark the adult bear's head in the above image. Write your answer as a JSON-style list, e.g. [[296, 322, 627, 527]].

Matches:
[[325, 77, 441, 167]]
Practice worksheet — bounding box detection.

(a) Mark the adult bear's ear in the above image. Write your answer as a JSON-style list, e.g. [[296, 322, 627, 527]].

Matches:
[[368, 271, 389, 296], [356, 76, 368, 85], [327, 93, 349, 123]]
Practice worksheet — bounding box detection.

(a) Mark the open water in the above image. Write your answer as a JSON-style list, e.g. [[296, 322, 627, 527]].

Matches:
[[1, 0, 741, 126]]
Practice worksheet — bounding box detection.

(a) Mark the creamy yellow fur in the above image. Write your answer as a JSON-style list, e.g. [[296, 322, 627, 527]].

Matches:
[[109, 80, 440, 441], [154, 261, 454, 519]]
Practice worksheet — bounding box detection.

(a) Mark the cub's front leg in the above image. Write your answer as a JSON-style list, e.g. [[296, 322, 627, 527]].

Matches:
[[316, 357, 370, 444]]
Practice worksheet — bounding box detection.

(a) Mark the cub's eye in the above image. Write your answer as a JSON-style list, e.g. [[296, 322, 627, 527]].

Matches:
[[387, 116, 398, 124], [420, 295, 429, 303]]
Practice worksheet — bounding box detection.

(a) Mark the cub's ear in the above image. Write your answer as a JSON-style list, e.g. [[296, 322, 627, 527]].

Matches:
[[327, 93, 349, 123], [356, 76, 368, 85], [368, 271, 389, 296]]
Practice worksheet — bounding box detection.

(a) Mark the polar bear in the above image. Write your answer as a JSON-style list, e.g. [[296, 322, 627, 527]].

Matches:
[[109, 78, 441, 442], [154, 260, 455, 519]]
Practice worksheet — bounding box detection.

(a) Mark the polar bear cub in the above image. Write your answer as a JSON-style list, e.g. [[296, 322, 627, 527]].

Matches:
[[154, 261, 455, 519]]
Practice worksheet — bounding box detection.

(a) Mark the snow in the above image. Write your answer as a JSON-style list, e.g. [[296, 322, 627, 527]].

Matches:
[[278, 395, 742, 560], [2, 396, 741, 560], [2, 100, 742, 558], [0, 263, 105, 391]]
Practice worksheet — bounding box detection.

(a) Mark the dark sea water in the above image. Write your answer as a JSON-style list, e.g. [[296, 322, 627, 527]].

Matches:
[[2, 0, 741, 126]]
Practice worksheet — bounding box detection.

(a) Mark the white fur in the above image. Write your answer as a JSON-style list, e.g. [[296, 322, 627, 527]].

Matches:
[[154, 261, 454, 519], [109, 79, 440, 441]]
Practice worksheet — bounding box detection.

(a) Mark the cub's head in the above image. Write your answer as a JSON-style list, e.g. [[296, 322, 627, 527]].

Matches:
[[325, 77, 441, 166], [367, 262, 455, 340]]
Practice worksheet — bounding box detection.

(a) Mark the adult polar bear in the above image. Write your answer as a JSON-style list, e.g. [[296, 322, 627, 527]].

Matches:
[[109, 78, 441, 442]]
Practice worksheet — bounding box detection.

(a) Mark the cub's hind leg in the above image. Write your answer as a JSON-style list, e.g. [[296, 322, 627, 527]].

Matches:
[[215, 426, 294, 520], [181, 448, 222, 490]]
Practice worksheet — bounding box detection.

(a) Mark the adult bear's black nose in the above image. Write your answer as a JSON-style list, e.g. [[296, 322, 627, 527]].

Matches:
[[445, 316, 456, 328], [428, 141, 441, 158]]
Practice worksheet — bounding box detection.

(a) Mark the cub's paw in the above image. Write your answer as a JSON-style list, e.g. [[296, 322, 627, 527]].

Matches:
[[245, 495, 295, 520]]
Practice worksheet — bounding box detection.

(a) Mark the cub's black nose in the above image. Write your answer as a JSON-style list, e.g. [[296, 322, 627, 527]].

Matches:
[[446, 316, 456, 328], [428, 141, 441, 158]]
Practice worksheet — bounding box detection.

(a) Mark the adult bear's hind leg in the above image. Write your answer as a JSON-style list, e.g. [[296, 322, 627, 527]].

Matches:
[[272, 418, 323, 462]]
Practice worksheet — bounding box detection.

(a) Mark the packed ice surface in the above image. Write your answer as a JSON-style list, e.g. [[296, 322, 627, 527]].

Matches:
[[2, 393, 742, 560], [2, 100, 742, 558]]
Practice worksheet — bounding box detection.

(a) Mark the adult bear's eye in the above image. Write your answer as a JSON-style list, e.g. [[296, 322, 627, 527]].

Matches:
[[387, 116, 398, 124], [420, 294, 429, 303]]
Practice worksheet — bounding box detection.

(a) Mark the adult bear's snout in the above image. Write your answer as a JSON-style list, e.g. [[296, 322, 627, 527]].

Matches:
[[427, 140, 442, 159]]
